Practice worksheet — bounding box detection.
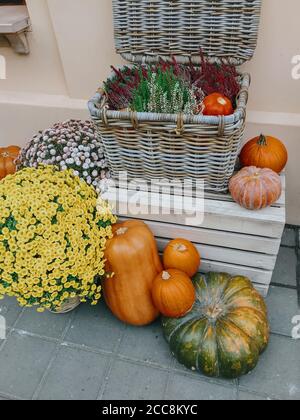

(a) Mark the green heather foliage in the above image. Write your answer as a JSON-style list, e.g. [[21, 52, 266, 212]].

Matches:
[[131, 68, 197, 115]]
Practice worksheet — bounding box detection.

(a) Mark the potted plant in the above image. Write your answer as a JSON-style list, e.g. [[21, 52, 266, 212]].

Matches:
[[17, 119, 109, 193], [0, 165, 116, 313]]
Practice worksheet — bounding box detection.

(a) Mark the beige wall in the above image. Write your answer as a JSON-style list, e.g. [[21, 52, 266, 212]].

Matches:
[[0, 0, 299, 223], [1, 0, 67, 95]]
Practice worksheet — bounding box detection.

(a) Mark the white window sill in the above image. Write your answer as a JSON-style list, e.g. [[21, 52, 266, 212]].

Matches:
[[0, 6, 30, 54]]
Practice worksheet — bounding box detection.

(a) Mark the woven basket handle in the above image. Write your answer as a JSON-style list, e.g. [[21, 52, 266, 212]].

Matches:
[[175, 113, 184, 135]]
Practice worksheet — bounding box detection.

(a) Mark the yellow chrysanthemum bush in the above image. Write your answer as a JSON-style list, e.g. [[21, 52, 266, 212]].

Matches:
[[0, 166, 116, 312]]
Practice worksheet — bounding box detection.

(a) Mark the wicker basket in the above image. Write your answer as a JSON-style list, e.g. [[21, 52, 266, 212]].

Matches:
[[89, 0, 262, 192]]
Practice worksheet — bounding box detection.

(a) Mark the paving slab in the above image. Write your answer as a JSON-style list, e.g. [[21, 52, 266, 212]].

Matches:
[[272, 247, 297, 287], [238, 391, 273, 400], [239, 334, 300, 400], [37, 346, 110, 400], [118, 320, 172, 368], [281, 227, 296, 247], [171, 356, 236, 386], [15, 307, 72, 340], [0, 297, 23, 327], [266, 286, 299, 337], [0, 331, 56, 399], [166, 374, 236, 400], [101, 359, 168, 400], [65, 302, 124, 353]]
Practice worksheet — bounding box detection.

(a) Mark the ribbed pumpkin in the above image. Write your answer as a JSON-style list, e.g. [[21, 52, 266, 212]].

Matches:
[[229, 166, 282, 210], [152, 269, 196, 318], [240, 134, 288, 173], [0, 146, 21, 181], [103, 220, 163, 326], [163, 273, 270, 379]]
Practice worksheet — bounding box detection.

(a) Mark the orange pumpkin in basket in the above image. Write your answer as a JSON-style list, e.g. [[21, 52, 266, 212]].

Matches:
[[103, 220, 163, 326], [203, 93, 234, 116], [240, 134, 288, 174], [229, 166, 282, 210], [0, 146, 21, 181]]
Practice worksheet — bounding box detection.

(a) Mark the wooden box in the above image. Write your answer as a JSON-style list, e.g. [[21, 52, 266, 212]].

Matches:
[[103, 174, 286, 297]]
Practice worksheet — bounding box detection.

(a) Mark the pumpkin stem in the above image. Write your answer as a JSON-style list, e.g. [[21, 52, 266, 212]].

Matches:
[[258, 134, 267, 146], [174, 244, 188, 253], [116, 227, 128, 236], [162, 271, 171, 281]]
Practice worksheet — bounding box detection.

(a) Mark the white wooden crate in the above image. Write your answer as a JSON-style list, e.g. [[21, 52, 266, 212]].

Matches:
[[103, 175, 286, 297]]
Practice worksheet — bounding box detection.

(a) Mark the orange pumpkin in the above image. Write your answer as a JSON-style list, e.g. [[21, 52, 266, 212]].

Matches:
[[163, 239, 201, 277], [240, 134, 288, 174], [203, 93, 234, 116], [152, 269, 196, 318], [103, 220, 163, 326], [229, 166, 282, 210], [0, 146, 21, 181]]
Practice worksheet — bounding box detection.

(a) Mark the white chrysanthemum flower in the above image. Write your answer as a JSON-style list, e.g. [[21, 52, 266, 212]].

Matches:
[[18, 120, 109, 189]]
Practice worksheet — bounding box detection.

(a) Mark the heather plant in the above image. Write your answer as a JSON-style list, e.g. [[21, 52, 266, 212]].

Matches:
[[103, 53, 240, 111], [188, 51, 240, 103], [104, 65, 147, 110], [131, 68, 200, 115]]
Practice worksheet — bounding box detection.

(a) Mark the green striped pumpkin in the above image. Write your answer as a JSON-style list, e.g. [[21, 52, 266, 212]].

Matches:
[[162, 273, 269, 379]]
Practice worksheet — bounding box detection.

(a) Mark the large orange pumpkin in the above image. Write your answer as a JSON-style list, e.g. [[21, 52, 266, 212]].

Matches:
[[103, 220, 163, 326], [152, 269, 196, 318], [229, 166, 282, 210], [240, 134, 288, 174], [0, 146, 21, 181], [163, 239, 201, 277]]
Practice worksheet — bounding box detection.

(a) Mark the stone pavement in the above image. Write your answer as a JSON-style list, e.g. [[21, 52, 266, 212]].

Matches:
[[0, 226, 299, 401]]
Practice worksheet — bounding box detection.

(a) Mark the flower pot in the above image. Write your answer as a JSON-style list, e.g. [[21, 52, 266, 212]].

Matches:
[[49, 297, 81, 314]]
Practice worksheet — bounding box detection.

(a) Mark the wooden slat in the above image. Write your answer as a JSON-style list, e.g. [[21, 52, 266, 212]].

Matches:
[[105, 188, 286, 239], [253, 283, 269, 298], [128, 218, 282, 255], [159, 252, 273, 289], [156, 238, 277, 271], [202, 200, 285, 239], [114, 173, 286, 208], [159, 251, 272, 289], [199, 260, 273, 286]]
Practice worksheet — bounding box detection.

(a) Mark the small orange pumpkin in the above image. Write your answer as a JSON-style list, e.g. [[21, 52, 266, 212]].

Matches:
[[229, 166, 282, 210], [0, 146, 21, 181], [163, 239, 201, 277], [203, 93, 234, 116], [240, 134, 288, 174], [103, 220, 163, 326], [152, 269, 196, 318]]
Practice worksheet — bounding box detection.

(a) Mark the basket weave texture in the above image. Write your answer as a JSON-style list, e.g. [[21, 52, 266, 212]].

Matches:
[[113, 0, 262, 66], [89, 0, 261, 192]]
